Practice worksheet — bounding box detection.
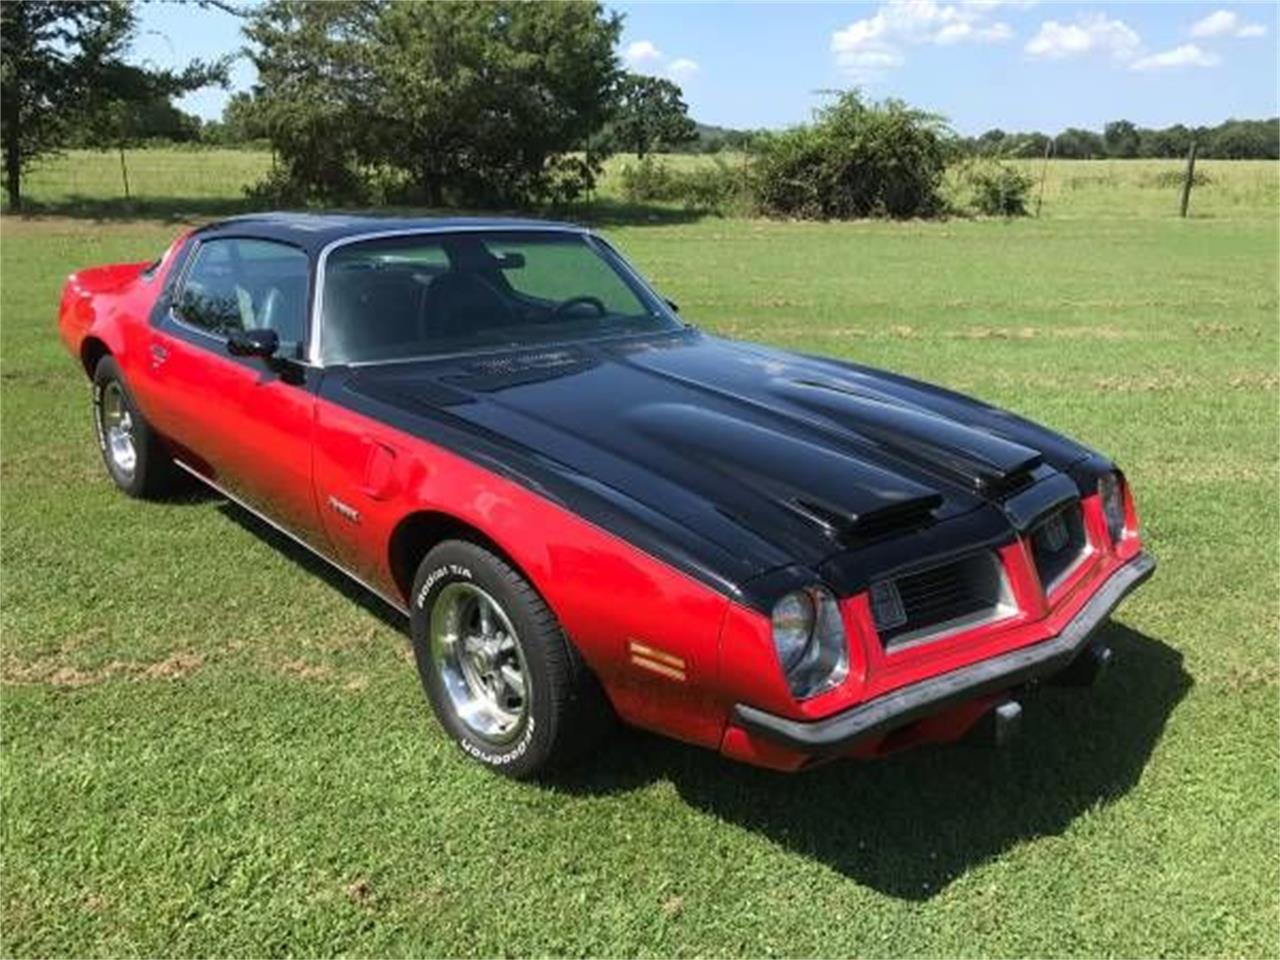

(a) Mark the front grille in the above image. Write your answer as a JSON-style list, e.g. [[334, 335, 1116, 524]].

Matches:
[[871, 551, 1015, 649], [1030, 501, 1089, 594]]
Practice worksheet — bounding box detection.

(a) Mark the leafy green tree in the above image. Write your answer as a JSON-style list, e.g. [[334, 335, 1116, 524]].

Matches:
[[1103, 120, 1140, 158], [0, 0, 227, 208], [610, 73, 697, 158], [974, 128, 1007, 155], [242, 0, 379, 202], [244, 0, 621, 206], [1208, 119, 1279, 160], [1053, 128, 1105, 159]]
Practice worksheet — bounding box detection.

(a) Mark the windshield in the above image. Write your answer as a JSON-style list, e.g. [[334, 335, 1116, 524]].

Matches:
[[319, 230, 682, 364]]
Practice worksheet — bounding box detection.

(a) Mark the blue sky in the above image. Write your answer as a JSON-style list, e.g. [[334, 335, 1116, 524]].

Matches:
[[137, 1, 1278, 135]]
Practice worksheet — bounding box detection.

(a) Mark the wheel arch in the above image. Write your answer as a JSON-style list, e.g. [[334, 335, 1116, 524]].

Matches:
[[81, 336, 112, 378], [388, 509, 527, 607]]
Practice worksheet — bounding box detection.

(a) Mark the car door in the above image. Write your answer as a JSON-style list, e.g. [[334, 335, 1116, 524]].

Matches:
[[141, 236, 327, 548]]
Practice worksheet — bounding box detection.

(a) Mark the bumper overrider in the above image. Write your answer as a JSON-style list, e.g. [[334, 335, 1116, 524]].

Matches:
[[731, 550, 1156, 757]]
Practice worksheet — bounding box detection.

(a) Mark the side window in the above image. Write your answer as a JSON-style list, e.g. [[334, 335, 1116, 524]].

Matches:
[[175, 239, 310, 351]]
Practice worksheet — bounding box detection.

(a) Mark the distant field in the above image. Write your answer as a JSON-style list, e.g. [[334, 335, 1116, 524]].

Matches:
[[2, 149, 1278, 956], [15, 147, 1280, 220]]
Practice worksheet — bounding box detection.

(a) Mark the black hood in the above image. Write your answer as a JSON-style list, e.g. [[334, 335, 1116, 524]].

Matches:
[[333, 329, 1099, 607]]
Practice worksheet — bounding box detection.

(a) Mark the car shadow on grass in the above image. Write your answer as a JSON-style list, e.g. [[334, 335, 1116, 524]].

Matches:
[[210, 499, 408, 631], [186, 495, 1188, 900], [7, 196, 709, 228], [551, 623, 1190, 901], [12, 195, 260, 223]]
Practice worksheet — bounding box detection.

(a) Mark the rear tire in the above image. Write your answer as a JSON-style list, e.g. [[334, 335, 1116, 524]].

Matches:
[[92, 356, 178, 499], [409, 540, 613, 778]]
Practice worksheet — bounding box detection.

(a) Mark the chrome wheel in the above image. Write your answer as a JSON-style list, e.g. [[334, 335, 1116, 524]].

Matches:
[[100, 382, 137, 478], [429, 582, 530, 743]]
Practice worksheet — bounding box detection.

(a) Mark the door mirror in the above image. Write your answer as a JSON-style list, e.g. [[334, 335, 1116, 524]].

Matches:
[[227, 328, 279, 359]]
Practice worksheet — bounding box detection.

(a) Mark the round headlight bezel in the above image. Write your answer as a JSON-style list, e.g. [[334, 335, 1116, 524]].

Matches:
[[771, 589, 815, 671], [770, 586, 849, 700]]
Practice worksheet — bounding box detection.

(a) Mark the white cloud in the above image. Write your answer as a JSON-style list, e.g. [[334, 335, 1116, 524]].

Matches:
[[623, 40, 700, 82], [667, 57, 699, 79], [831, 0, 1014, 80], [936, 20, 1013, 44], [1189, 9, 1267, 39], [1189, 10, 1237, 38], [1024, 14, 1140, 61], [624, 40, 664, 66], [1130, 43, 1220, 71]]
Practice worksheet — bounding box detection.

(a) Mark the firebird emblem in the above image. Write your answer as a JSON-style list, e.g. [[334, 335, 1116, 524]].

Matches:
[[327, 495, 360, 524]]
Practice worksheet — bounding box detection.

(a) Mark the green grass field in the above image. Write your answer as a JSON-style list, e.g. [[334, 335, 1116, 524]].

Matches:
[[2, 150, 1278, 957]]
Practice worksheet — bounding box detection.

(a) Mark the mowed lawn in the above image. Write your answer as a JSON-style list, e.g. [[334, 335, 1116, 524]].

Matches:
[[1, 152, 1277, 956]]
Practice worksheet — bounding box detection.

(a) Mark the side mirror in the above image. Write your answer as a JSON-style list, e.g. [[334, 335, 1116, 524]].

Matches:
[[227, 328, 279, 359], [664, 298, 680, 313]]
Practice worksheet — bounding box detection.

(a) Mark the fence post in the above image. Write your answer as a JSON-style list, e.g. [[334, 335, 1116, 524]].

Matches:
[[1035, 137, 1053, 218], [118, 145, 131, 200], [1179, 141, 1198, 217]]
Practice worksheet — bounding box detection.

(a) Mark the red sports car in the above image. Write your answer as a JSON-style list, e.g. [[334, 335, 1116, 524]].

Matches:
[[58, 214, 1154, 778]]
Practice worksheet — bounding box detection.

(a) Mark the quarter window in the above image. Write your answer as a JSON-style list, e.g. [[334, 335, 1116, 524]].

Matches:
[[175, 238, 310, 352]]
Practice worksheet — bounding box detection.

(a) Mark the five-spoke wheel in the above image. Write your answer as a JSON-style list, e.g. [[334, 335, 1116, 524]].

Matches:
[[430, 582, 530, 743], [92, 356, 177, 498], [410, 540, 613, 778]]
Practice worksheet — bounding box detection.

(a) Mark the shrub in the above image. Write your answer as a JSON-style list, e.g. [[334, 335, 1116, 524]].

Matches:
[[618, 156, 680, 202], [966, 161, 1033, 216], [617, 156, 752, 214], [1143, 169, 1213, 189], [752, 92, 952, 219]]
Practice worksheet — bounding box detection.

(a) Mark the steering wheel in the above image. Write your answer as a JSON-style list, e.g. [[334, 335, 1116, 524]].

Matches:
[[551, 295, 608, 320]]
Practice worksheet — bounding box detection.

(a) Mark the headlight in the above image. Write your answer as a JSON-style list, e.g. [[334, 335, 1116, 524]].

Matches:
[[1099, 472, 1126, 544], [771, 587, 849, 699]]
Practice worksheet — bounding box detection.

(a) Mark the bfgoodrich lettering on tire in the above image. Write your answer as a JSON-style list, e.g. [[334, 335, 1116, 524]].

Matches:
[[409, 540, 612, 778]]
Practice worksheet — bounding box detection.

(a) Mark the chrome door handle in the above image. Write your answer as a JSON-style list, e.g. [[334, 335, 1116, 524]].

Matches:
[[149, 344, 168, 368]]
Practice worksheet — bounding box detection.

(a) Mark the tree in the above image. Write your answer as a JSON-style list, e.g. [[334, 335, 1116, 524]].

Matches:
[[610, 74, 697, 158], [244, 0, 622, 206], [0, 1, 227, 208], [1054, 127, 1105, 159], [1103, 119, 1140, 158]]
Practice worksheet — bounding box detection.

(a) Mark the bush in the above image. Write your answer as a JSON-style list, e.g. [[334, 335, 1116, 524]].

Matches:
[[752, 92, 951, 219], [966, 161, 1033, 216], [1143, 169, 1213, 189], [618, 156, 680, 202], [617, 156, 751, 214]]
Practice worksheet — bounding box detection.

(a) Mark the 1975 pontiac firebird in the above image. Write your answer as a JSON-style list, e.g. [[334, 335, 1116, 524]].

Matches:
[[59, 214, 1154, 778]]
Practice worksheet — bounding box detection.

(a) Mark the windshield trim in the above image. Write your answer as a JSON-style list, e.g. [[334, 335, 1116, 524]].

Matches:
[[308, 224, 670, 367], [339, 324, 694, 370]]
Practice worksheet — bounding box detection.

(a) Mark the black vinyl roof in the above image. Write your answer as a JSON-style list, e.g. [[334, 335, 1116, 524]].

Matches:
[[193, 212, 586, 256]]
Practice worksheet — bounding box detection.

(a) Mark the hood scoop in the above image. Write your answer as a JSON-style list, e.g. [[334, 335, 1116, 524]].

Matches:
[[630, 403, 942, 542], [776, 380, 1042, 497]]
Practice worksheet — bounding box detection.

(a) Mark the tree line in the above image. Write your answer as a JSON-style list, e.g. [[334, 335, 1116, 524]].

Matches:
[[958, 118, 1279, 161], [1, 0, 1276, 213], [675, 117, 1279, 161], [1, 0, 698, 209]]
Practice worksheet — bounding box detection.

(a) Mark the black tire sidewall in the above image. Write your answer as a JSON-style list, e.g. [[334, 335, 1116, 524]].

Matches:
[[409, 542, 560, 778]]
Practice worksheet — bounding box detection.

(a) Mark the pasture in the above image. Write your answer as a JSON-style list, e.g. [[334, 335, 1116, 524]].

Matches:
[[1, 149, 1277, 956]]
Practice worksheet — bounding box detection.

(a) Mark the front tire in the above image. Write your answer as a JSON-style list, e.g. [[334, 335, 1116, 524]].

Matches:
[[92, 356, 178, 498], [409, 540, 612, 778]]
